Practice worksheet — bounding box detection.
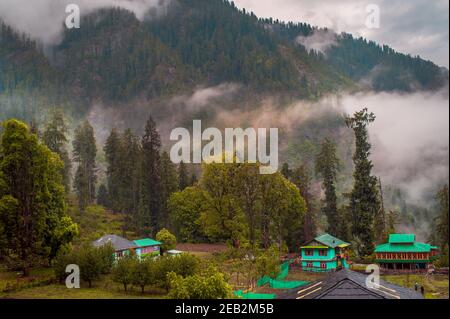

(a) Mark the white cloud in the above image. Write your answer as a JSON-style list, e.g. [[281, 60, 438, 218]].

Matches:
[[234, 0, 449, 67], [296, 29, 337, 54], [340, 90, 449, 202], [0, 0, 170, 44]]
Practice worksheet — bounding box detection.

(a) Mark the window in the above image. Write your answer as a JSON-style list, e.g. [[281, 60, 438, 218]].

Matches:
[[304, 250, 313, 256], [318, 250, 328, 256], [320, 262, 326, 269], [306, 262, 313, 268]]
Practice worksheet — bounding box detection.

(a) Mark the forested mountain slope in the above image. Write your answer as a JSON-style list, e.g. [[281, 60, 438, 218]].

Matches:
[[1, 0, 448, 123]]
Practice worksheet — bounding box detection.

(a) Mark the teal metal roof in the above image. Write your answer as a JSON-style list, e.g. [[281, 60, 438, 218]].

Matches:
[[315, 234, 350, 248], [134, 238, 162, 247], [389, 234, 415, 244], [375, 242, 432, 253]]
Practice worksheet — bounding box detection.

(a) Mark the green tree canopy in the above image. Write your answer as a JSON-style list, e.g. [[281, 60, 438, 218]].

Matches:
[[0, 119, 78, 275], [156, 228, 177, 252]]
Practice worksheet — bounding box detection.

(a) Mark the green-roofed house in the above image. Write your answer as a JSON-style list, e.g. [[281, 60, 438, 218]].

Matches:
[[375, 234, 440, 271], [300, 234, 351, 272], [134, 238, 162, 259]]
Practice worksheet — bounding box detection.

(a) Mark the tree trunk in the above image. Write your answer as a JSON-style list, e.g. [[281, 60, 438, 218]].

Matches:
[[124, 283, 127, 291], [88, 280, 92, 288]]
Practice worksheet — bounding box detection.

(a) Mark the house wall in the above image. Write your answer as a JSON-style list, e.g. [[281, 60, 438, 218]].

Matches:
[[113, 249, 131, 261], [301, 248, 338, 272], [301, 260, 338, 271], [342, 258, 350, 269], [301, 247, 336, 260], [136, 245, 160, 258]]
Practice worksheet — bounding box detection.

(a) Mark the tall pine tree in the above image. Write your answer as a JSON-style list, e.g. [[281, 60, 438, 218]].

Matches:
[[436, 185, 449, 254], [178, 161, 189, 191], [346, 108, 379, 257], [291, 165, 317, 242], [160, 151, 179, 229], [104, 128, 122, 212], [73, 120, 97, 212], [139, 115, 162, 235], [119, 129, 142, 220], [42, 109, 72, 192], [315, 138, 340, 236]]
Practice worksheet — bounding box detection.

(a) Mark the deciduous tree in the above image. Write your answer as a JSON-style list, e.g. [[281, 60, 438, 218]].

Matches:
[[0, 120, 77, 275]]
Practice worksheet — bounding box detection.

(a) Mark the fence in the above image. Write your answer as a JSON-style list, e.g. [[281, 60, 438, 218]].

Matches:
[[256, 261, 309, 289], [234, 290, 276, 300]]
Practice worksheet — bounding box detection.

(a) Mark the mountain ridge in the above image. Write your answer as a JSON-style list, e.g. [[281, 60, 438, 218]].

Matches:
[[0, 0, 448, 122]]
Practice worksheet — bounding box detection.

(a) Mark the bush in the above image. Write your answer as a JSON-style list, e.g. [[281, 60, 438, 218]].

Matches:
[[53, 250, 77, 283], [52, 244, 115, 288], [167, 266, 232, 299], [111, 254, 201, 292], [156, 228, 177, 253], [154, 254, 200, 291]]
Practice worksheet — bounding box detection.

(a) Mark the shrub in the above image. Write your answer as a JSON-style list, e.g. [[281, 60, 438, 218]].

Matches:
[[167, 266, 232, 299], [156, 228, 177, 253], [52, 244, 114, 288]]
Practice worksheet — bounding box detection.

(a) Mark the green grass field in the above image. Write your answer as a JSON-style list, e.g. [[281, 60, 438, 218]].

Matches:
[[0, 267, 167, 299], [382, 273, 449, 299]]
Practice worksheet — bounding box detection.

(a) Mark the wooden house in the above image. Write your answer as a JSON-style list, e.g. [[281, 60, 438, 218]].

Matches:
[[375, 234, 439, 271], [93, 234, 136, 259], [93, 235, 162, 260], [133, 238, 162, 258], [299, 234, 351, 272]]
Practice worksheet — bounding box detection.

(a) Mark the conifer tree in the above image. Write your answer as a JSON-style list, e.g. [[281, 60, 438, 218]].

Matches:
[[178, 161, 189, 191], [104, 128, 122, 212], [436, 185, 449, 251], [119, 129, 142, 219], [346, 108, 379, 257], [42, 109, 72, 191], [315, 138, 340, 236], [73, 120, 97, 211], [97, 184, 109, 208], [291, 165, 317, 242], [139, 115, 162, 235], [160, 151, 179, 228]]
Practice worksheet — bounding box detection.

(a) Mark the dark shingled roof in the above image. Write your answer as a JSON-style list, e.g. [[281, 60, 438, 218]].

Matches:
[[92, 234, 136, 252], [279, 269, 424, 299]]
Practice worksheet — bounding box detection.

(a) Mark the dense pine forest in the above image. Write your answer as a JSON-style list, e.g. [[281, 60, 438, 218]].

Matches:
[[1, 0, 448, 122], [0, 0, 448, 298]]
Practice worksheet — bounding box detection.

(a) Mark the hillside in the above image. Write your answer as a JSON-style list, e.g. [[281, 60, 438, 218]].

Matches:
[[1, 0, 448, 123]]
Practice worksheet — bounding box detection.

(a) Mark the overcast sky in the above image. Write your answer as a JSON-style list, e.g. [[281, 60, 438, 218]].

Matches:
[[234, 0, 449, 68]]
